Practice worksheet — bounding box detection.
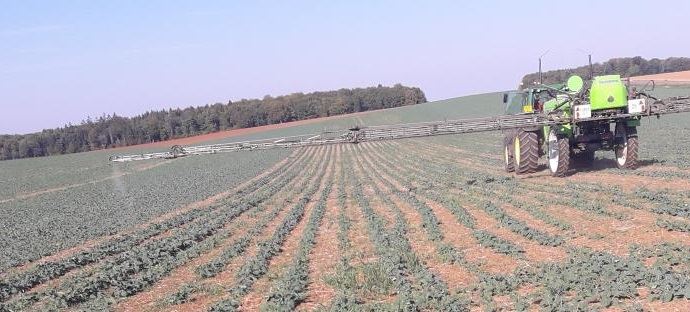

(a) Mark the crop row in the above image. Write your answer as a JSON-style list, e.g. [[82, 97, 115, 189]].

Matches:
[[347, 147, 467, 311], [0, 148, 314, 305], [656, 218, 690, 233], [386, 141, 690, 308], [480, 245, 690, 309], [208, 147, 334, 312], [361, 143, 532, 256], [398, 140, 625, 221], [1, 147, 322, 311], [261, 171, 335, 310], [638, 188, 690, 218], [0, 148, 290, 271], [356, 148, 480, 269], [366, 143, 563, 254], [322, 152, 360, 308], [194, 147, 326, 279]]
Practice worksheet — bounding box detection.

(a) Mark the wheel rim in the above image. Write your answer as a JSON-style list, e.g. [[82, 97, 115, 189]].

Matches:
[[504, 146, 509, 166], [617, 138, 628, 166], [547, 131, 559, 173], [514, 137, 521, 166], [616, 126, 628, 166]]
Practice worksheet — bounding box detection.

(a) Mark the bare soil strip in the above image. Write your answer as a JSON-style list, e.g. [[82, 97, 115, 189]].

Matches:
[[462, 200, 567, 262], [425, 197, 518, 274], [546, 202, 690, 256], [342, 144, 378, 267], [365, 141, 567, 263], [297, 145, 343, 310], [357, 147, 477, 289], [113, 148, 323, 311], [109, 108, 378, 152], [8, 150, 303, 274], [394, 140, 690, 250], [361, 142, 518, 274], [239, 147, 336, 311], [497, 202, 565, 237], [10, 148, 320, 310], [172, 146, 333, 311], [568, 171, 690, 192], [417, 138, 690, 194]]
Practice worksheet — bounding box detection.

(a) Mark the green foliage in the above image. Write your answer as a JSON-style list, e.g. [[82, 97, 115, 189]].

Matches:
[[656, 218, 690, 232], [521, 56, 690, 88], [479, 202, 564, 247], [0, 85, 425, 160], [0, 148, 290, 272], [0, 148, 302, 301], [472, 230, 524, 256], [637, 188, 690, 218], [165, 284, 201, 305], [261, 176, 335, 311], [208, 151, 332, 312]]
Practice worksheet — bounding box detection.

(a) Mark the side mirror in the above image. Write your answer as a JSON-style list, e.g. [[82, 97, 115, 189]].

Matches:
[[503, 93, 508, 104]]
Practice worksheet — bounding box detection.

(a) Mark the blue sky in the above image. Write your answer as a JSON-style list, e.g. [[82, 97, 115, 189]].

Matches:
[[1, 0, 689, 134]]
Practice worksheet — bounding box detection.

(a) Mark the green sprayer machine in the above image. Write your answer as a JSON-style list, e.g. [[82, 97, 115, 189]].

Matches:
[[110, 68, 690, 177]]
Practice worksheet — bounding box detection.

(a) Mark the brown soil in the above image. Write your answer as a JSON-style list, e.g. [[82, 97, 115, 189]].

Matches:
[[568, 171, 690, 192], [551, 201, 690, 256], [116, 212, 254, 312], [358, 145, 479, 286], [629, 70, 690, 85], [3, 149, 302, 281], [17, 108, 690, 310], [425, 196, 518, 274], [239, 147, 336, 311], [362, 141, 519, 274], [183, 146, 332, 312], [644, 298, 690, 311], [112, 147, 318, 311], [391, 139, 690, 257], [344, 153, 379, 268], [498, 202, 566, 237], [460, 198, 568, 263], [297, 145, 343, 310]]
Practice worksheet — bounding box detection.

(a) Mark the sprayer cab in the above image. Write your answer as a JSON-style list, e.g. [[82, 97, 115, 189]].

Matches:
[[502, 71, 652, 177]]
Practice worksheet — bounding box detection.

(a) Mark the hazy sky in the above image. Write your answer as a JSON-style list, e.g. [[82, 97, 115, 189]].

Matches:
[[1, 0, 689, 134]]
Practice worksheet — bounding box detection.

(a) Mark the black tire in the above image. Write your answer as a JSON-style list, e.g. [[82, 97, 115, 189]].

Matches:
[[547, 130, 570, 177], [615, 125, 638, 169], [573, 150, 595, 168], [514, 130, 539, 174], [504, 141, 515, 173]]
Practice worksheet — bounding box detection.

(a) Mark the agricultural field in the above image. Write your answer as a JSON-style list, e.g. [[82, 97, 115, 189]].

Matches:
[[2, 87, 690, 311]]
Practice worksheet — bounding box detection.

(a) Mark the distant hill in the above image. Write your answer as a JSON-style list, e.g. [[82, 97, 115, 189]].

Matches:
[[0, 84, 426, 160], [521, 56, 690, 88]]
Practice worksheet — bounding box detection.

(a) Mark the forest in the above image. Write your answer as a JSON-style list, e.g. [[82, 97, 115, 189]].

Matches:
[[521, 56, 690, 88], [0, 84, 426, 160]]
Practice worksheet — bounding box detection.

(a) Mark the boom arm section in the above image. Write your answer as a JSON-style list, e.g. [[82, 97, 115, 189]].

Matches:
[[109, 96, 690, 162]]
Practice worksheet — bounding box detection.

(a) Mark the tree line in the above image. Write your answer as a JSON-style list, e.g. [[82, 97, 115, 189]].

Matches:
[[0, 84, 426, 160], [521, 56, 690, 88]]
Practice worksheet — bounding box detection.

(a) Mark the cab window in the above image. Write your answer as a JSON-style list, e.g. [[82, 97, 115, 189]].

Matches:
[[504, 92, 526, 114]]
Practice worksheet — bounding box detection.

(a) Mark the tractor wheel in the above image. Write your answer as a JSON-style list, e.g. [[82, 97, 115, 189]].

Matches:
[[504, 141, 515, 173], [615, 125, 638, 169], [513, 130, 539, 174], [547, 130, 570, 177], [573, 150, 595, 168]]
